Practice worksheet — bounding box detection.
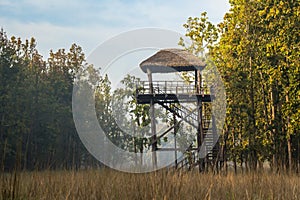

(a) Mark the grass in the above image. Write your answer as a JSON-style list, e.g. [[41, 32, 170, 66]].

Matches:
[[1, 169, 300, 200]]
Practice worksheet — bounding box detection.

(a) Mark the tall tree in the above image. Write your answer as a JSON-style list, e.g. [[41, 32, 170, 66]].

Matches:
[[181, 0, 300, 172]]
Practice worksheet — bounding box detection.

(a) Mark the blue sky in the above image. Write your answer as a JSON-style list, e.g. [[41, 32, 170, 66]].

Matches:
[[0, 0, 230, 57]]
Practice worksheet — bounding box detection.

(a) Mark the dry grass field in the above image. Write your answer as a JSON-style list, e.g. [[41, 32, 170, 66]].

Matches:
[[1, 169, 300, 200]]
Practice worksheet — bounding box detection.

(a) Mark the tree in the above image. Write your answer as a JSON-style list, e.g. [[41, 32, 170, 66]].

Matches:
[[181, 0, 300, 172], [0, 29, 99, 171]]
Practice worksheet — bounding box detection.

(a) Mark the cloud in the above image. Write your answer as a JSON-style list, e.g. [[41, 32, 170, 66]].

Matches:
[[0, 18, 123, 58], [1, 0, 230, 26], [0, 0, 230, 57], [0, 0, 14, 6]]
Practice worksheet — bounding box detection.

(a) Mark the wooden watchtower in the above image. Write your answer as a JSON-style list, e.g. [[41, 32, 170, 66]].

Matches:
[[135, 49, 218, 172]]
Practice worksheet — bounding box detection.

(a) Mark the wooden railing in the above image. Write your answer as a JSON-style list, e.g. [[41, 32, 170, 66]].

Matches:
[[136, 81, 211, 95]]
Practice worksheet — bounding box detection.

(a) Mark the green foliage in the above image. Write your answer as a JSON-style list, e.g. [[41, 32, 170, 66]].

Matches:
[[0, 29, 98, 170], [181, 0, 300, 171]]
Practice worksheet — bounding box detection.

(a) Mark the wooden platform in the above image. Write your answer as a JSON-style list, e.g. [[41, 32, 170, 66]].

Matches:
[[136, 94, 212, 104]]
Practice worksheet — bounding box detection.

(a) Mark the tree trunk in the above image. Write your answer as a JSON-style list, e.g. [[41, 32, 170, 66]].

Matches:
[[286, 94, 292, 173]]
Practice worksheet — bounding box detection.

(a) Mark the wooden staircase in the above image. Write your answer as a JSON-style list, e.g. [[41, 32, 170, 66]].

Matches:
[[136, 80, 219, 171]]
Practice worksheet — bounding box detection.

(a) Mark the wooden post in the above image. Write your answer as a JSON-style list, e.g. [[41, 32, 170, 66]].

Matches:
[[196, 69, 205, 172], [173, 112, 178, 169], [147, 69, 157, 168], [195, 70, 198, 94], [211, 112, 218, 172]]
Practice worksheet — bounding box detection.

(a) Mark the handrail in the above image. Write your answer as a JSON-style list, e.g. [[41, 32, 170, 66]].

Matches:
[[148, 107, 198, 147], [136, 81, 211, 96], [158, 102, 212, 130]]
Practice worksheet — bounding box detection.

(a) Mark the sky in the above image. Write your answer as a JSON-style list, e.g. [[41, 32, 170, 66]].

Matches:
[[0, 0, 231, 58]]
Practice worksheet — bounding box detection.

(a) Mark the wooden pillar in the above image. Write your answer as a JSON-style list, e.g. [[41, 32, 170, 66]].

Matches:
[[173, 112, 178, 169], [196, 69, 205, 172], [195, 70, 198, 94], [211, 112, 218, 171], [147, 69, 157, 168]]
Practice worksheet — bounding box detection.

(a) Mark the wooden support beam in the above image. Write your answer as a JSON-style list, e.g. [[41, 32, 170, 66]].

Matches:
[[147, 69, 157, 168], [196, 69, 205, 172], [156, 148, 185, 151], [174, 112, 178, 169]]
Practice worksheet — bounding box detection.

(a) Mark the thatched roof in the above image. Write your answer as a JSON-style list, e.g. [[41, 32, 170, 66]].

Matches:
[[140, 48, 206, 73]]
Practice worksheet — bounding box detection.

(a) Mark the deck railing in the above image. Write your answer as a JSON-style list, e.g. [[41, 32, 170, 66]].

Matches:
[[136, 81, 211, 95]]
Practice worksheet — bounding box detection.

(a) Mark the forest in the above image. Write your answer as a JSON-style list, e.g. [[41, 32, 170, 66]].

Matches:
[[0, 0, 299, 174]]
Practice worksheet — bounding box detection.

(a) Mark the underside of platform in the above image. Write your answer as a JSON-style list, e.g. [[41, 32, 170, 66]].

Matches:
[[136, 94, 212, 104]]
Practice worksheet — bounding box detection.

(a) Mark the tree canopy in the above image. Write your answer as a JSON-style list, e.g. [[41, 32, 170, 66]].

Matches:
[[181, 0, 300, 172]]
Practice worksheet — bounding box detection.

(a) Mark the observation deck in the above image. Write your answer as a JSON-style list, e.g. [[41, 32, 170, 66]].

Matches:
[[136, 81, 213, 104]]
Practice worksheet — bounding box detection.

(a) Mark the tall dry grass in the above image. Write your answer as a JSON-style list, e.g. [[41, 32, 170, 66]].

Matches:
[[1, 169, 300, 200]]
